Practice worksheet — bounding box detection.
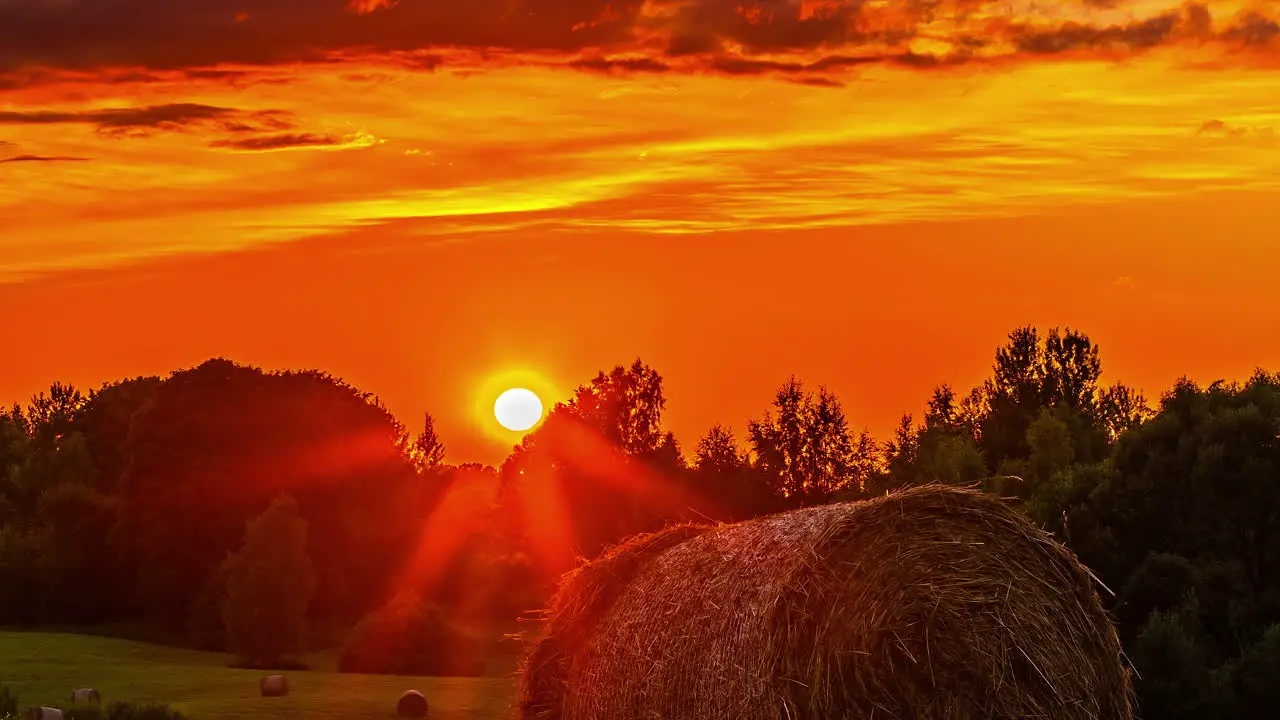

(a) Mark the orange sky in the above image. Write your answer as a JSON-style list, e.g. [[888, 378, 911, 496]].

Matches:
[[2, 0, 1279, 464]]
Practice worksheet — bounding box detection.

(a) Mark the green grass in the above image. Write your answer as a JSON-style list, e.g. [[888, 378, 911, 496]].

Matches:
[[0, 631, 515, 720]]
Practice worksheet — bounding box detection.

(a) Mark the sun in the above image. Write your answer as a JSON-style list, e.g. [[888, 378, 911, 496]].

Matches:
[[494, 387, 544, 432]]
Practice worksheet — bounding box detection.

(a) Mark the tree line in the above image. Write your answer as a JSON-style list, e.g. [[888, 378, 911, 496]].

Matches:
[[1, 326, 1278, 718]]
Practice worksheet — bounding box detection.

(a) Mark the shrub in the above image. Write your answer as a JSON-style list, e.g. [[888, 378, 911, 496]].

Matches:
[[104, 702, 185, 720], [0, 685, 18, 718], [339, 595, 485, 676], [1230, 624, 1280, 718]]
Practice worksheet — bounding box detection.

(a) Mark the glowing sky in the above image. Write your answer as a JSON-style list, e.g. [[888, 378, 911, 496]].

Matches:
[[2, 0, 1278, 463]]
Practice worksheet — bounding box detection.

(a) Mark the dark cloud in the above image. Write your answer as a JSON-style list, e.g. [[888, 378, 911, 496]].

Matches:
[[710, 53, 878, 75], [788, 76, 845, 88], [210, 133, 345, 151], [0, 103, 293, 137], [1015, 12, 1180, 54], [0, 0, 648, 72], [1222, 11, 1280, 47], [1197, 119, 1258, 138], [0, 1, 1276, 87], [0, 154, 91, 163], [663, 0, 871, 54], [569, 56, 671, 73]]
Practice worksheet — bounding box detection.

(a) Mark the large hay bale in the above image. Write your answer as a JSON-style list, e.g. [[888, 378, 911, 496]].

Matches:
[[259, 674, 289, 697], [26, 708, 62, 720], [396, 690, 430, 718], [69, 689, 100, 705], [519, 484, 1133, 720]]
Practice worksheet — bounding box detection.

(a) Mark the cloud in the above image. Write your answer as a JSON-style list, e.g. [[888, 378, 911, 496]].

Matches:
[[1221, 10, 1280, 47], [569, 56, 672, 74], [0, 103, 293, 137], [1013, 13, 1181, 55], [788, 76, 845, 88], [0, 154, 91, 163], [1196, 119, 1273, 140], [0, 1, 1279, 88], [210, 131, 383, 152], [0, 0, 647, 72]]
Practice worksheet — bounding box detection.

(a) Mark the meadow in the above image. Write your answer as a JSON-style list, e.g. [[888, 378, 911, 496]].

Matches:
[[0, 632, 515, 720]]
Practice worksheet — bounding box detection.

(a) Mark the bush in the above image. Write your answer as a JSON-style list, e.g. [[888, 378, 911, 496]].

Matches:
[[1130, 606, 1215, 720], [104, 702, 185, 720], [54, 701, 181, 720], [1230, 624, 1280, 719], [339, 595, 485, 677], [0, 685, 18, 718]]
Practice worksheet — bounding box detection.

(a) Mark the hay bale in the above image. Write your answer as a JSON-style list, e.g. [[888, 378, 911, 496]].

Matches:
[[519, 484, 1133, 720], [26, 708, 62, 720], [396, 689, 430, 718], [259, 674, 289, 697], [69, 689, 101, 705]]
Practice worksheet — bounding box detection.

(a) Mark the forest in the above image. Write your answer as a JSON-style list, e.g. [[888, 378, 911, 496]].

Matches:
[[1, 325, 1277, 720]]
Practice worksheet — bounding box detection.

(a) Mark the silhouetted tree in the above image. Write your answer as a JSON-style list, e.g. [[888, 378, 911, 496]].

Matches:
[[976, 326, 1125, 472], [687, 425, 778, 521], [72, 377, 163, 493], [1098, 381, 1153, 441], [693, 425, 744, 474], [222, 494, 316, 667], [747, 377, 864, 505], [112, 358, 420, 631], [1024, 407, 1076, 491], [569, 359, 670, 456], [35, 483, 121, 623], [410, 412, 447, 474], [27, 382, 84, 443], [501, 359, 689, 565]]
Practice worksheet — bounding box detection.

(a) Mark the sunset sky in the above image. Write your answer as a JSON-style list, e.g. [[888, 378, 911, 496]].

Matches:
[[2, 0, 1279, 464]]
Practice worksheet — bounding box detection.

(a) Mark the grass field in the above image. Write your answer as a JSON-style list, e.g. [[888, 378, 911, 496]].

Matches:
[[0, 632, 516, 720]]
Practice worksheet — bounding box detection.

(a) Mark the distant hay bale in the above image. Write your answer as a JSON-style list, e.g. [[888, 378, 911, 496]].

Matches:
[[25, 708, 62, 720], [259, 674, 289, 697], [69, 689, 100, 705], [396, 690, 430, 718], [519, 484, 1134, 720]]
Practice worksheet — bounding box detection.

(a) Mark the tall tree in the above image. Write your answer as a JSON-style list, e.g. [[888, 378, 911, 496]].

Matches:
[[569, 358, 669, 456], [114, 358, 420, 631], [72, 377, 163, 493], [500, 359, 687, 563], [978, 326, 1120, 471], [1097, 381, 1153, 441], [222, 494, 316, 668], [747, 378, 863, 505], [1026, 408, 1076, 484], [27, 382, 84, 443], [1040, 327, 1103, 411], [410, 412, 447, 473], [693, 424, 745, 474], [689, 425, 777, 522]]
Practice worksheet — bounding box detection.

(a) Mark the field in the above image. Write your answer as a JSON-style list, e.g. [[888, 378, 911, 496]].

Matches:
[[0, 632, 515, 720]]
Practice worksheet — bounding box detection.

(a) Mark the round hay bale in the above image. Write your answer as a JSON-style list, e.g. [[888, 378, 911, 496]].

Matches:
[[259, 674, 289, 697], [26, 708, 63, 720], [396, 689, 430, 718], [70, 688, 101, 705], [519, 484, 1134, 720]]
